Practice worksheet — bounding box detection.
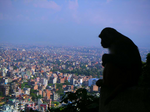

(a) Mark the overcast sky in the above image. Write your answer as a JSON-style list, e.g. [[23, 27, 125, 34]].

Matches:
[[0, 0, 150, 48]]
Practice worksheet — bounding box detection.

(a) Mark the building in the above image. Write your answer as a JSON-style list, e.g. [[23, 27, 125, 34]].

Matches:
[[46, 89, 51, 100], [52, 92, 59, 101], [70, 77, 76, 85], [10, 82, 17, 93], [49, 76, 57, 84], [40, 78, 48, 86], [0, 84, 10, 96], [23, 88, 30, 95], [90, 85, 99, 92], [2, 77, 8, 84], [57, 77, 65, 83], [88, 78, 99, 86]]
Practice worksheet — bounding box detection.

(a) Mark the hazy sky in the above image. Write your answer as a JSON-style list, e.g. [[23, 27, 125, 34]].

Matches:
[[0, 0, 150, 48]]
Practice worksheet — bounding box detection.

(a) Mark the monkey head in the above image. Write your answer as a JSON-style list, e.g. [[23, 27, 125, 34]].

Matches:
[[99, 27, 118, 48]]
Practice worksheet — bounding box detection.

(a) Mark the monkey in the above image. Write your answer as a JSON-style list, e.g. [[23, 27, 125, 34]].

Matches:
[[96, 27, 142, 105]]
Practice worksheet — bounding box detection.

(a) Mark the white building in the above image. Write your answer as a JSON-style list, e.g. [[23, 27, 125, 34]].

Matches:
[[79, 78, 83, 84], [40, 78, 48, 86], [23, 88, 30, 95]]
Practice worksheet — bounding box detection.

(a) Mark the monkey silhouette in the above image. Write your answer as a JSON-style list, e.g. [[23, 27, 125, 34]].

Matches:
[[96, 27, 142, 105]]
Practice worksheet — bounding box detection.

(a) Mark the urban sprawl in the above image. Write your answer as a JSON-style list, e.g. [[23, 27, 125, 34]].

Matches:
[[0, 44, 149, 111]]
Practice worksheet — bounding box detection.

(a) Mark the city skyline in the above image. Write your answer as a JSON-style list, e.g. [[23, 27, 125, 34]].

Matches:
[[0, 0, 150, 48]]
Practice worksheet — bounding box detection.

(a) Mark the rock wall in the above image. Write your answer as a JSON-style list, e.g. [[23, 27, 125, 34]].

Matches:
[[99, 86, 150, 112]]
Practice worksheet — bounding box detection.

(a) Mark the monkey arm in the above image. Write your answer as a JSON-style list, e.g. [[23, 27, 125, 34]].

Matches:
[[102, 39, 141, 68], [102, 54, 118, 66], [96, 79, 103, 87]]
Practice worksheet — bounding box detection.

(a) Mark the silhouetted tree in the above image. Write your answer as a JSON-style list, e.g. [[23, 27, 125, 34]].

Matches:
[[49, 88, 99, 112], [140, 53, 150, 87]]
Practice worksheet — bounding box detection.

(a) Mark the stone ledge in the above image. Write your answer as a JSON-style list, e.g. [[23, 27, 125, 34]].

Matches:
[[99, 86, 150, 112]]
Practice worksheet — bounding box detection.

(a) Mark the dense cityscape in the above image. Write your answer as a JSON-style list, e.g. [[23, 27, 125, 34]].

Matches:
[[0, 44, 149, 111]]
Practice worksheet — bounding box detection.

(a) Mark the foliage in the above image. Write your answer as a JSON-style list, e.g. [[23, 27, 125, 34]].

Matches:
[[56, 83, 63, 88], [52, 101, 60, 106], [49, 88, 99, 112], [139, 53, 150, 87], [30, 89, 38, 93], [30, 89, 38, 101], [13, 66, 18, 70], [0, 104, 3, 106], [21, 82, 30, 89], [138, 53, 150, 110], [51, 61, 103, 77], [56, 83, 64, 95], [146, 53, 150, 64], [64, 80, 70, 85], [0, 91, 3, 97], [48, 83, 53, 86], [37, 95, 42, 98], [59, 68, 102, 77]]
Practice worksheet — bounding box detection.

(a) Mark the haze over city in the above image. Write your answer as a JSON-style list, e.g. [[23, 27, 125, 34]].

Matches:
[[1, 0, 150, 111], [0, 0, 150, 48]]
